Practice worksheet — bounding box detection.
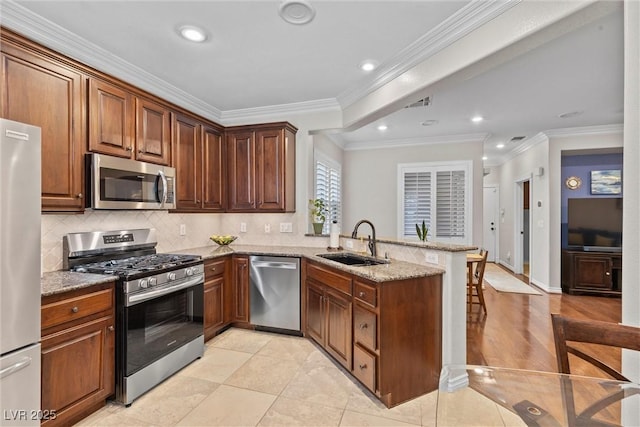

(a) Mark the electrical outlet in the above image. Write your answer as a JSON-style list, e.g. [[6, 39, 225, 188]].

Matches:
[[279, 223, 293, 233], [345, 240, 354, 249], [240, 222, 247, 233], [179, 224, 186, 236], [425, 252, 438, 264], [264, 224, 271, 233]]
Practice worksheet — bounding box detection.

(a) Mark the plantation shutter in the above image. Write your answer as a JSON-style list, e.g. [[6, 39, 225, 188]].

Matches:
[[436, 170, 466, 238], [315, 158, 341, 233], [402, 171, 431, 238]]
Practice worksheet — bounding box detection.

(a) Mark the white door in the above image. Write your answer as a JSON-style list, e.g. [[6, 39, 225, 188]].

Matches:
[[483, 186, 498, 262]]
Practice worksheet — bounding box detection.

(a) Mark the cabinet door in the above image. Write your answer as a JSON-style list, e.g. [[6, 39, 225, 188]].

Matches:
[[232, 256, 250, 322], [172, 114, 201, 210], [574, 255, 613, 290], [227, 131, 256, 211], [255, 128, 284, 211], [41, 316, 115, 426], [204, 276, 225, 340], [135, 97, 171, 165], [202, 125, 226, 211], [1, 46, 84, 212], [88, 78, 134, 158], [305, 280, 325, 345], [325, 288, 353, 369]]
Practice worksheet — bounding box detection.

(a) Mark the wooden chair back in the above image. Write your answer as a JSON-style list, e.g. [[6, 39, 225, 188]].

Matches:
[[551, 313, 640, 381], [474, 249, 488, 284]]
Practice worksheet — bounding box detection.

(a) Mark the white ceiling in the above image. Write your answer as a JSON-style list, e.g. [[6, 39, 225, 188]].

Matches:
[[3, 1, 624, 164]]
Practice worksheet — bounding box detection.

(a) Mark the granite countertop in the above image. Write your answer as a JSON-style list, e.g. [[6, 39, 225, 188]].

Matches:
[[41, 271, 116, 297], [42, 244, 446, 296], [174, 244, 445, 283]]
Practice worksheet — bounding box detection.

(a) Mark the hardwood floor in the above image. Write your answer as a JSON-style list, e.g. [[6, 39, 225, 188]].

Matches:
[[467, 263, 622, 377]]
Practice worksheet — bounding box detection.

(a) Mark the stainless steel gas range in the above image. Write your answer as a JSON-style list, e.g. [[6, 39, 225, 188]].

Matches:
[[64, 229, 204, 406]]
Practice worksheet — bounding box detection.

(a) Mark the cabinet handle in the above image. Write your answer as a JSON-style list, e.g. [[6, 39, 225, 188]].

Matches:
[[210, 267, 217, 272], [358, 291, 366, 298], [126, 146, 132, 151], [71, 306, 79, 313], [359, 323, 368, 330], [76, 193, 83, 199], [138, 149, 145, 154], [606, 272, 611, 276], [359, 363, 367, 370], [196, 200, 201, 203], [108, 326, 114, 332]]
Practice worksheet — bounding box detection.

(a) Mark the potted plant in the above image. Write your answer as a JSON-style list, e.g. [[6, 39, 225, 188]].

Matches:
[[416, 220, 429, 242], [309, 198, 328, 235]]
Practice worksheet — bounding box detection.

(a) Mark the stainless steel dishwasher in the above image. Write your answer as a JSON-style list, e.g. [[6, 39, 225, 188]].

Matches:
[[249, 255, 301, 334]]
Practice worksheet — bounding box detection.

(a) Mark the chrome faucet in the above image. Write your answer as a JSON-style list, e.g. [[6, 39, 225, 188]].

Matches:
[[351, 219, 377, 258]]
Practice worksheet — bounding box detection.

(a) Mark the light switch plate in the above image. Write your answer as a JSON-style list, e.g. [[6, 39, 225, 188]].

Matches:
[[279, 223, 293, 233], [179, 224, 186, 236], [425, 252, 439, 264]]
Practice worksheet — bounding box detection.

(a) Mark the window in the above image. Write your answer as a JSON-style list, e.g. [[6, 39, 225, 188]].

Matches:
[[315, 153, 342, 234], [398, 161, 471, 244]]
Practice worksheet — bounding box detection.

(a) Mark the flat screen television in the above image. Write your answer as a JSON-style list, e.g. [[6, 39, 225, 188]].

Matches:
[[567, 197, 622, 252]]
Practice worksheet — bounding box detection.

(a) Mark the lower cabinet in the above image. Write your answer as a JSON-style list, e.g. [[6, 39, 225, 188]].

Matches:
[[204, 257, 230, 341], [40, 282, 115, 426], [231, 255, 250, 324], [561, 250, 622, 296], [303, 259, 443, 408]]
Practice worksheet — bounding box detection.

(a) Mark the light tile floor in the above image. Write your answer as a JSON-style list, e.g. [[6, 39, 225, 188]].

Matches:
[[75, 328, 439, 426]]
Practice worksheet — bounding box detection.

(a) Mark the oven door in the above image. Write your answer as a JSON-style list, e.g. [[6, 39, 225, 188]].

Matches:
[[122, 278, 203, 377]]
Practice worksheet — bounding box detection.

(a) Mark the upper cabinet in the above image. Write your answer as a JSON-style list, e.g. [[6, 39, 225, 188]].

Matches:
[[1, 37, 85, 213], [172, 113, 226, 212], [226, 122, 297, 213], [89, 78, 170, 165]]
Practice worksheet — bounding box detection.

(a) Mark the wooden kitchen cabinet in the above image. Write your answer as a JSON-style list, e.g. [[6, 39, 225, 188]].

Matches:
[[172, 113, 225, 212], [89, 78, 171, 165], [304, 261, 353, 370], [226, 122, 297, 212], [1, 35, 85, 212], [204, 257, 230, 341], [41, 281, 115, 427], [231, 255, 250, 324], [303, 259, 443, 408], [561, 250, 622, 296]]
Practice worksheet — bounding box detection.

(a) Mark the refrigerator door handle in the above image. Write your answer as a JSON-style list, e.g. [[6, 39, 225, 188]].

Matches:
[[0, 356, 32, 379]]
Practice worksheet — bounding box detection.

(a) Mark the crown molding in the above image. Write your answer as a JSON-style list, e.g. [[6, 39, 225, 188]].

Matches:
[[1, 1, 225, 121], [343, 133, 488, 152], [543, 123, 623, 137], [336, 0, 520, 108], [220, 98, 341, 125]]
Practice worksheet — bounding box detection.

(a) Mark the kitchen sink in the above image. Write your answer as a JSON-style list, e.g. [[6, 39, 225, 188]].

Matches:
[[317, 252, 389, 267]]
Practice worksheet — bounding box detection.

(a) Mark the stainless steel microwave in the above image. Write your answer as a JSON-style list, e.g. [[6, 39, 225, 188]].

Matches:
[[87, 153, 176, 210]]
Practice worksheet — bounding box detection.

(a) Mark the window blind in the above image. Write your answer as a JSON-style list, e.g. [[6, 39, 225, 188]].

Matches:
[[402, 171, 431, 237], [315, 159, 341, 234]]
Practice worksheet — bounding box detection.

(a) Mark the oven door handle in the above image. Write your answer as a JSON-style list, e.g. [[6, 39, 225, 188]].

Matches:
[[126, 274, 203, 306]]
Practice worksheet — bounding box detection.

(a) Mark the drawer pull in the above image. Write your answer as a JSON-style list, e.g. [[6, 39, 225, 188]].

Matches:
[[210, 267, 217, 272], [359, 363, 367, 370], [108, 326, 115, 332], [359, 323, 368, 330], [359, 291, 365, 298], [71, 306, 79, 313]]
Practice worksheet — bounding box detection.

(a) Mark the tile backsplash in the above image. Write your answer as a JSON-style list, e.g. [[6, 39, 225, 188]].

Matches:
[[41, 210, 326, 272]]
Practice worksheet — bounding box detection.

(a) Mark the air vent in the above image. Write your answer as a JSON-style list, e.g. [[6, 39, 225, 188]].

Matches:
[[510, 136, 526, 142], [405, 97, 431, 108]]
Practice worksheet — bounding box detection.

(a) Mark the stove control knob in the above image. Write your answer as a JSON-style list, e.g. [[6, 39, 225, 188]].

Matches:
[[148, 277, 157, 287], [167, 272, 176, 281], [139, 279, 148, 289], [185, 267, 193, 276]]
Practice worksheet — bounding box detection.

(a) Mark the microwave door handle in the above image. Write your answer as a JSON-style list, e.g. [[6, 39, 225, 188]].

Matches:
[[157, 170, 168, 205]]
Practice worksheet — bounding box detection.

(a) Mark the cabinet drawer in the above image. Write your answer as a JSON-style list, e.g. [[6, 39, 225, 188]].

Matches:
[[353, 344, 377, 392], [205, 258, 226, 277], [354, 280, 377, 307], [354, 305, 377, 351], [42, 288, 113, 330], [307, 262, 352, 296]]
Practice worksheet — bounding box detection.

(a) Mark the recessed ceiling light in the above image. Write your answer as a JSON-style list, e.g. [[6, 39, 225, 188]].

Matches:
[[279, 0, 316, 25], [558, 110, 584, 119], [496, 143, 505, 149], [421, 120, 439, 126], [178, 25, 207, 42], [377, 124, 388, 131], [471, 116, 484, 123], [359, 60, 379, 72], [482, 156, 488, 161]]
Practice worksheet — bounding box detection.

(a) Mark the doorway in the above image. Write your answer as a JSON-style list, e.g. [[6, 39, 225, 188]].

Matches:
[[483, 186, 499, 262], [514, 177, 532, 275]]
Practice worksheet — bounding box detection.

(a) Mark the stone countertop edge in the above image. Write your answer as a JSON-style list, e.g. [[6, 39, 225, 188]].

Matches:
[[41, 271, 116, 297], [305, 234, 476, 252], [176, 244, 446, 283]]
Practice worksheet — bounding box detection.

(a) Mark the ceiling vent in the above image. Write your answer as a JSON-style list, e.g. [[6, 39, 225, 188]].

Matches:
[[509, 136, 526, 143], [405, 97, 432, 109]]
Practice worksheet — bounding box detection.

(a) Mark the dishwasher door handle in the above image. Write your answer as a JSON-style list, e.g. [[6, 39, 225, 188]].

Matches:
[[251, 261, 298, 269]]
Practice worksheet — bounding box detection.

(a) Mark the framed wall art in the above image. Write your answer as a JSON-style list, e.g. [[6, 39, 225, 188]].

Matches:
[[590, 169, 621, 195]]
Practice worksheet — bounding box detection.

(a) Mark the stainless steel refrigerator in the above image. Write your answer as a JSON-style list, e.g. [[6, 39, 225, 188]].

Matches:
[[0, 118, 41, 426]]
